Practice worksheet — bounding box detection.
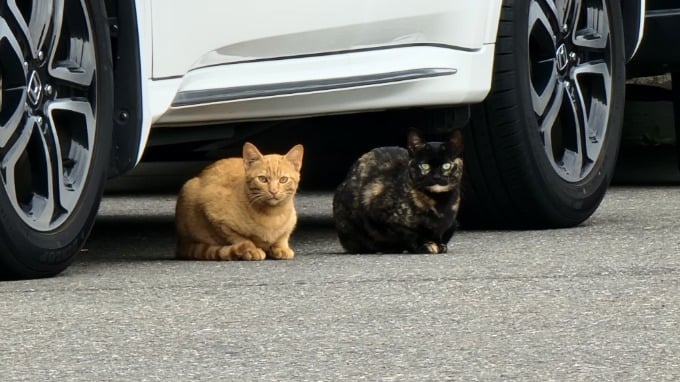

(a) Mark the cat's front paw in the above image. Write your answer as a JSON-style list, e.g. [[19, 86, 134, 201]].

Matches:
[[419, 242, 446, 254], [269, 246, 295, 260], [231, 241, 266, 261]]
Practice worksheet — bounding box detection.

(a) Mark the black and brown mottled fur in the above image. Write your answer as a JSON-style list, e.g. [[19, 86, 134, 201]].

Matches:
[[332, 129, 464, 254]]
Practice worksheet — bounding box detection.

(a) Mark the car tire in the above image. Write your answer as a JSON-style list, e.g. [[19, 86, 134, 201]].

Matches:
[[460, 0, 625, 229], [0, 0, 113, 279]]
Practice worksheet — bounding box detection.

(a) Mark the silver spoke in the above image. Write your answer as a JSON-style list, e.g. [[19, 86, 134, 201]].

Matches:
[[48, 0, 95, 87], [560, 148, 582, 180], [573, 61, 611, 164], [1, 118, 34, 196], [530, 1, 557, 43], [536, 0, 559, 25], [563, 0, 580, 31], [6, 2, 34, 56], [1, 0, 98, 232], [536, 0, 573, 28], [572, 0, 609, 49], [535, 0, 581, 31], [529, 0, 612, 183], [561, 83, 586, 180], [47, 99, 95, 215], [0, 19, 28, 147], [7, 0, 54, 58], [539, 80, 565, 138], [532, 73, 560, 120], [34, 123, 58, 230], [529, 0, 559, 116], [1, 116, 56, 229], [41, 110, 67, 225]]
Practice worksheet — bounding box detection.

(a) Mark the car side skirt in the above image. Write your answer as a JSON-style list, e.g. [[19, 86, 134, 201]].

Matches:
[[149, 44, 494, 127]]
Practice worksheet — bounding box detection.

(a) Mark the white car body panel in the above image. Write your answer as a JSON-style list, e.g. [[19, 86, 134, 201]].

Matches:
[[149, 1, 499, 78], [133, 0, 155, 158], [632, 0, 646, 58], [159, 45, 495, 125], [131, 1, 644, 163], [132, 1, 501, 154]]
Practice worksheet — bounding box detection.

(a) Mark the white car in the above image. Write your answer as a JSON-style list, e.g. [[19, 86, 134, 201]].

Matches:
[[0, 0, 645, 278]]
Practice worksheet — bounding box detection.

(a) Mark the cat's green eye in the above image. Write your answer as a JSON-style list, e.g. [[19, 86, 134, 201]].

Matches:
[[279, 176, 289, 184], [442, 162, 453, 171], [257, 176, 268, 183], [419, 163, 430, 173]]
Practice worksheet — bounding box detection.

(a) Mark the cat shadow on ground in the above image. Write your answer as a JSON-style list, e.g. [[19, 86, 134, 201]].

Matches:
[[296, 216, 336, 229], [78, 213, 339, 263]]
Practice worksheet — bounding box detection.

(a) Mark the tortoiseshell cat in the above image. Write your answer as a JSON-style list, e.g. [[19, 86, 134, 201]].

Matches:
[[333, 129, 464, 254], [175, 142, 304, 261]]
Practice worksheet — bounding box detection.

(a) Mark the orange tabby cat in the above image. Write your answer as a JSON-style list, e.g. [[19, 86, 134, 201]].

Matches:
[[175, 142, 304, 261]]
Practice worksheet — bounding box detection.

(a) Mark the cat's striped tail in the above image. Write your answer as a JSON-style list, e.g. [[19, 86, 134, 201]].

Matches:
[[176, 240, 266, 261]]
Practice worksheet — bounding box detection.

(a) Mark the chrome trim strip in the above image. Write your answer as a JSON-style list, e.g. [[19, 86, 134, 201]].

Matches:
[[646, 9, 680, 18], [172, 68, 456, 107]]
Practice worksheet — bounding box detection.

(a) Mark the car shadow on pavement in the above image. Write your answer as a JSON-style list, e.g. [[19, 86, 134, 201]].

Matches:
[[77, 212, 339, 264], [79, 215, 177, 262]]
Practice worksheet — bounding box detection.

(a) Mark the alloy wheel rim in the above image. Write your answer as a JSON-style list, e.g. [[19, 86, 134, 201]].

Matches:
[[0, 0, 97, 232], [528, 0, 613, 182]]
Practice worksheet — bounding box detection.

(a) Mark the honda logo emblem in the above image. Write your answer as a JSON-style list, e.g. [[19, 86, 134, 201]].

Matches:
[[27, 71, 43, 107], [555, 44, 569, 72]]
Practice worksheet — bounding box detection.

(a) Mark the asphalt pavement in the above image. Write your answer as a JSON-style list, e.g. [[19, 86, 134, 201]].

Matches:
[[1, 186, 679, 381], [4, 77, 680, 381]]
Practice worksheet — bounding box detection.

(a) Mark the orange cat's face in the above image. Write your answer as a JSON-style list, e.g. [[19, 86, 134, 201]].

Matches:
[[243, 143, 304, 206]]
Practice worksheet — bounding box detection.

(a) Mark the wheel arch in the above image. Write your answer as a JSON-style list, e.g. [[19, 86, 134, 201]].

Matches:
[[104, 0, 145, 178]]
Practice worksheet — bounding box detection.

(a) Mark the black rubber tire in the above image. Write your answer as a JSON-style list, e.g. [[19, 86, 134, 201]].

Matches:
[[0, 0, 113, 279], [460, 0, 626, 229]]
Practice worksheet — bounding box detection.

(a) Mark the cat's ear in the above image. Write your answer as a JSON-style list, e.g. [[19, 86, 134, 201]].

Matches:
[[407, 129, 425, 153], [243, 142, 264, 169], [284, 144, 304, 172], [449, 129, 464, 157]]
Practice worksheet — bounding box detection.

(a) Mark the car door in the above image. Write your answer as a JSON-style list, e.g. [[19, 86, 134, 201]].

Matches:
[[149, 0, 493, 79]]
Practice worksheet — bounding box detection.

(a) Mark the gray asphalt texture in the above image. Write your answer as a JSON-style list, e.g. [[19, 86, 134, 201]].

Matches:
[[1, 188, 679, 381]]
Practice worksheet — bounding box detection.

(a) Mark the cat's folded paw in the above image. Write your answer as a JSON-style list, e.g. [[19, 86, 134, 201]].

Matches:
[[269, 246, 295, 260], [420, 242, 447, 254], [230, 241, 266, 261]]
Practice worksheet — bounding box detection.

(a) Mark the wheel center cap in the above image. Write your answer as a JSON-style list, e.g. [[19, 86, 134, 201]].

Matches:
[[555, 44, 570, 72], [27, 70, 43, 107]]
